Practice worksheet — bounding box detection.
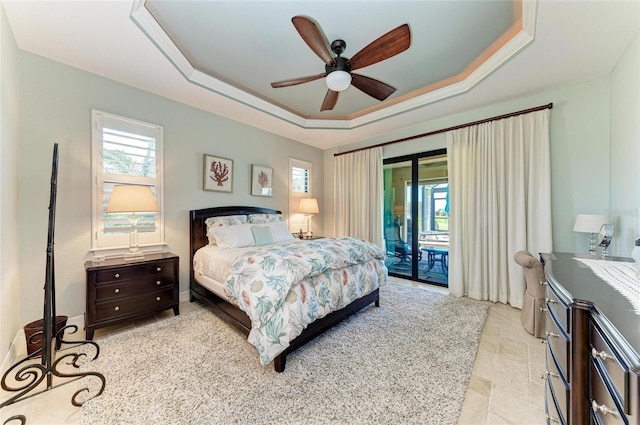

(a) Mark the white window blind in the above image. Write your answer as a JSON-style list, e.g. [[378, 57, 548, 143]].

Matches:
[[91, 110, 164, 252], [291, 166, 310, 193]]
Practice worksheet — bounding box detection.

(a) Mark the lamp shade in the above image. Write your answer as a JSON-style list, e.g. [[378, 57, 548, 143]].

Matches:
[[106, 185, 158, 214], [573, 214, 609, 233], [325, 71, 352, 92], [298, 198, 319, 215]]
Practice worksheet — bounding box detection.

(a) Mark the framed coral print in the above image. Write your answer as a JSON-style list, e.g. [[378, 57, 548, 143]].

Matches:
[[251, 165, 273, 197], [203, 154, 233, 193]]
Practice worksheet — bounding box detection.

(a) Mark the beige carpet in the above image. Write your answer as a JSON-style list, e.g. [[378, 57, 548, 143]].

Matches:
[[80, 283, 489, 424]]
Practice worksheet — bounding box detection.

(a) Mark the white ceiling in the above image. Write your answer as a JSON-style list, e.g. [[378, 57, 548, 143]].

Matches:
[[3, 1, 639, 150]]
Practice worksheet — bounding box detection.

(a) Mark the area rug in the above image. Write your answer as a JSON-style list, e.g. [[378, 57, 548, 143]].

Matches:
[[79, 283, 489, 425]]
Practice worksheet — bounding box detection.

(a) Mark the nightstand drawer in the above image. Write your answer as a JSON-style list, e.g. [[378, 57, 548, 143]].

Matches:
[[95, 288, 174, 321], [95, 275, 174, 301], [94, 260, 175, 283]]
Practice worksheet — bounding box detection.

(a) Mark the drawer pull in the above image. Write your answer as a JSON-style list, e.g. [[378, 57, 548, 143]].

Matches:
[[546, 331, 559, 339], [591, 347, 614, 361], [545, 297, 558, 304], [545, 414, 560, 423], [114, 288, 120, 294], [592, 400, 618, 416], [540, 281, 548, 286], [114, 306, 120, 311], [540, 307, 548, 312], [114, 273, 120, 279], [156, 280, 161, 285], [541, 370, 559, 380], [157, 267, 162, 272], [540, 339, 548, 345], [156, 297, 161, 301]]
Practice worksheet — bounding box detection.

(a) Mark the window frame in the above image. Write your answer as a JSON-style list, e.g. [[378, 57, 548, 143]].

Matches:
[[90, 110, 165, 254]]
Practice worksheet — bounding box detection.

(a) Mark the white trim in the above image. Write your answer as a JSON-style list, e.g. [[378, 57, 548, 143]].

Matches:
[[130, 0, 537, 131]]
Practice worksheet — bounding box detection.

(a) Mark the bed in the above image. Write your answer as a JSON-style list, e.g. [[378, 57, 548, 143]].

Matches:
[[189, 206, 387, 372]]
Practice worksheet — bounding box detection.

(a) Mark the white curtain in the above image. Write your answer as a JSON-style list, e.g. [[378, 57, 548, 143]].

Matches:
[[446, 109, 552, 308], [334, 147, 384, 247]]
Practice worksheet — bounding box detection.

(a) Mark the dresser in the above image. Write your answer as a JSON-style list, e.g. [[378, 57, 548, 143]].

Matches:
[[541, 252, 640, 425], [85, 252, 179, 339]]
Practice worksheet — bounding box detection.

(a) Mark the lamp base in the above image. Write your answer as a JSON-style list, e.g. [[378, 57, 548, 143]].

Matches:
[[123, 250, 145, 261]]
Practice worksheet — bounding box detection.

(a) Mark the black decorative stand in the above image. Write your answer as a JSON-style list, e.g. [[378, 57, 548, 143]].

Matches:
[[0, 144, 105, 425]]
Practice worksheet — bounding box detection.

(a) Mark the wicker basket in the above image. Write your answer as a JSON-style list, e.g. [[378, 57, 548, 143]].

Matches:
[[23, 316, 68, 355]]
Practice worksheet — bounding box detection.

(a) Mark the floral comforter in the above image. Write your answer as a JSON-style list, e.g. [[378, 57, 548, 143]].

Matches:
[[223, 237, 387, 365]]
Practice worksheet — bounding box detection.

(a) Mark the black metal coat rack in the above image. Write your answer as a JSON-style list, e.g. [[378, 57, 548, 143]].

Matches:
[[0, 144, 105, 425]]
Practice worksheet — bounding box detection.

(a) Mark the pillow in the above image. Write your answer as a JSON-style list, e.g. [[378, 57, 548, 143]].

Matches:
[[267, 220, 295, 243], [205, 215, 248, 245], [209, 223, 254, 249], [205, 215, 247, 227], [251, 225, 274, 246], [248, 213, 284, 224]]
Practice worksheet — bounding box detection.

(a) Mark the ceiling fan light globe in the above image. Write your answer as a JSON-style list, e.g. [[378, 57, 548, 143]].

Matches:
[[326, 70, 351, 92]]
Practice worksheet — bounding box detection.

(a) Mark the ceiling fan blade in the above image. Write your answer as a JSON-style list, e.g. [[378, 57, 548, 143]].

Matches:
[[292, 16, 335, 66], [351, 74, 396, 101], [271, 73, 326, 88], [347, 24, 411, 71], [320, 90, 339, 111]]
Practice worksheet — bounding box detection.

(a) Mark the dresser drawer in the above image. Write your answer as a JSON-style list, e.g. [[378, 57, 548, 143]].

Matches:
[[546, 310, 570, 382], [94, 260, 175, 283], [95, 288, 174, 321], [591, 320, 630, 414], [591, 360, 626, 425], [547, 348, 570, 422], [545, 375, 566, 425], [546, 284, 569, 334], [95, 275, 175, 301]]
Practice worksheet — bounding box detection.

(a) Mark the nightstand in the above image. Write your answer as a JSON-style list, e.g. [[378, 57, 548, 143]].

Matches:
[[84, 252, 179, 340]]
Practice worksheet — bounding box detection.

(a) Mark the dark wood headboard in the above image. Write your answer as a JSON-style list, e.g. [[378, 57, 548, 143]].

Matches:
[[189, 206, 282, 259]]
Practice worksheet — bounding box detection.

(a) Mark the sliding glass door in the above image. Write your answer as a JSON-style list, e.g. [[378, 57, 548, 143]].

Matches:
[[383, 150, 449, 286]]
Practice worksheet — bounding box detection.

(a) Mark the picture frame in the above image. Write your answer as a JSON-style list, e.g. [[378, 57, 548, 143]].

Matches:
[[251, 164, 273, 197], [203, 154, 233, 193]]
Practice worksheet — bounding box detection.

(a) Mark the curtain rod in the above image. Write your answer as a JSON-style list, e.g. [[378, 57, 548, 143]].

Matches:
[[334, 102, 553, 157]]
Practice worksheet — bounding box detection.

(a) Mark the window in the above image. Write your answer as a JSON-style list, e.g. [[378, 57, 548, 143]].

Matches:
[[91, 110, 164, 252], [288, 158, 312, 233]]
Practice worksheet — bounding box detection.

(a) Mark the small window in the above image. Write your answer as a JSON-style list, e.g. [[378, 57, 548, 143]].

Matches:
[[289, 158, 313, 233], [91, 110, 164, 252]]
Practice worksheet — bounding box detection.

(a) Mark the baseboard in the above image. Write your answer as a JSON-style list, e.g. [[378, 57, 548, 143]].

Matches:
[[179, 289, 190, 303]]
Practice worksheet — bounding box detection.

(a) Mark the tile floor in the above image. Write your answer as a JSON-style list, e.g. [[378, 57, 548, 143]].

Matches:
[[1, 281, 546, 424]]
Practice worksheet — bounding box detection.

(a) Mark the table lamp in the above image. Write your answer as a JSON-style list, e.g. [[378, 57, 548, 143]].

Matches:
[[298, 198, 319, 239], [106, 185, 159, 260], [573, 214, 609, 255]]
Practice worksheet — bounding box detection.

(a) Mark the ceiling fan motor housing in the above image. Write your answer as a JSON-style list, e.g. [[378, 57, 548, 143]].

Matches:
[[326, 56, 350, 75]]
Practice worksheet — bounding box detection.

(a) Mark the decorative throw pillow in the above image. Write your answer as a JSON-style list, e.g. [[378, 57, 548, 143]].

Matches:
[[251, 225, 274, 246], [248, 213, 283, 224]]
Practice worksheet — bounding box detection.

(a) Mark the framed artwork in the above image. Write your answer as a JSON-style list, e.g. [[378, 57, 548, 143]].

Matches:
[[203, 154, 233, 192], [251, 164, 273, 197]]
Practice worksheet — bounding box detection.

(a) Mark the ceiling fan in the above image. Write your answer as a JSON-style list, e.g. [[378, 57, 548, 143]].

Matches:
[[271, 16, 411, 112]]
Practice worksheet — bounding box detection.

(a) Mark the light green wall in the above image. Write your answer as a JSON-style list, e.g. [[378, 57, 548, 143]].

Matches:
[[327, 77, 619, 255], [1, 5, 21, 356], [610, 31, 640, 257], [16, 52, 324, 324]]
